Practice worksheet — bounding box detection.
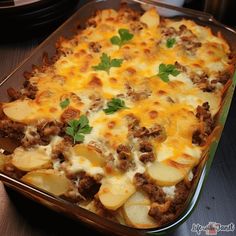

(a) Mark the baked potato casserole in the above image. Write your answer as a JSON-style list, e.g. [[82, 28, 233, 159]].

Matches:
[[0, 4, 234, 229]]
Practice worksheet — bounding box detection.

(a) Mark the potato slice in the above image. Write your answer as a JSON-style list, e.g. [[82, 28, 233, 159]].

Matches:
[[98, 175, 135, 210], [140, 8, 160, 28], [3, 100, 36, 123], [123, 191, 158, 228], [73, 144, 105, 167], [123, 205, 158, 228], [147, 161, 188, 186], [100, 9, 118, 22], [124, 190, 150, 206], [174, 154, 198, 168], [12, 147, 51, 172], [21, 169, 70, 196]]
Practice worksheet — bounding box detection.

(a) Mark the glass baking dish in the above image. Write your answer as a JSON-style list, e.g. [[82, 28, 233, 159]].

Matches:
[[0, 0, 236, 235]]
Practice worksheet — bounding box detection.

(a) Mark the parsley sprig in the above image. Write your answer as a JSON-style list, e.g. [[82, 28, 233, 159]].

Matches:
[[157, 63, 180, 82], [103, 98, 128, 115], [110, 29, 134, 48], [66, 115, 93, 143], [60, 98, 70, 109], [166, 38, 176, 48], [92, 53, 123, 74]]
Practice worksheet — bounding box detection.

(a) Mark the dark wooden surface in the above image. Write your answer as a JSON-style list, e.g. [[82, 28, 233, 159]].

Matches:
[[0, 1, 236, 236]]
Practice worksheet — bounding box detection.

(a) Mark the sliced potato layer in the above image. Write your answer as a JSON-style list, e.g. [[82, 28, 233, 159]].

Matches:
[[140, 7, 160, 28], [73, 144, 105, 167], [12, 147, 51, 172], [21, 169, 70, 196], [123, 191, 158, 228], [3, 100, 36, 123], [174, 154, 198, 168], [98, 175, 135, 210], [147, 161, 188, 186]]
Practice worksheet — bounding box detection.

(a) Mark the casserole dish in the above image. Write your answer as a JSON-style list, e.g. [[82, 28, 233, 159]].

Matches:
[[0, 0, 236, 235]]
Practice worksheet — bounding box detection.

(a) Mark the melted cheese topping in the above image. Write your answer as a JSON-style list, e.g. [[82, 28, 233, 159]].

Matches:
[[3, 8, 232, 189]]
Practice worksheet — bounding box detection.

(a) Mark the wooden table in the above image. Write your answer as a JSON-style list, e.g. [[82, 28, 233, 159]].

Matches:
[[0, 2, 236, 236]]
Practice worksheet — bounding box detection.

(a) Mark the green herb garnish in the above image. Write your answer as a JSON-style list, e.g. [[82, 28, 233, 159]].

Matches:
[[157, 63, 180, 82], [110, 29, 134, 47], [92, 53, 123, 74], [103, 98, 128, 115], [166, 38, 176, 48], [60, 98, 70, 109], [65, 115, 93, 143]]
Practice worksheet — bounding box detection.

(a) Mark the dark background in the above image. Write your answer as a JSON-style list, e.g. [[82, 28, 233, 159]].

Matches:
[[0, 1, 235, 235]]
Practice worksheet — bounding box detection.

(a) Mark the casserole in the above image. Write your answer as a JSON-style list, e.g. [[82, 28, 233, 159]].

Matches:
[[0, 0, 236, 235]]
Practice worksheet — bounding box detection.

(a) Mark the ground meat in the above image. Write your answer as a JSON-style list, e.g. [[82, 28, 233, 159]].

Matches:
[[174, 61, 187, 72], [149, 203, 175, 225], [134, 173, 166, 203], [78, 174, 101, 199], [104, 154, 115, 174], [133, 124, 166, 141], [148, 203, 162, 221], [0, 119, 25, 141], [37, 120, 62, 136], [192, 102, 214, 146], [86, 19, 97, 28], [161, 27, 178, 37], [192, 129, 207, 146], [36, 120, 64, 145], [190, 72, 208, 84], [116, 144, 132, 171], [181, 37, 201, 52], [51, 139, 71, 161], [162, 24, 201, 55], [216, 70, 231, 84], [22, 121, 64, 148], [179, 24, 187, 33], [130, 21, 147, 33], [126, 113, 166, 142], [196, 102, 211, 122], [168, 181, 190, 214], [148, 125, 164, 138], [139, 152, 155, 163], [134, 173, 189, 223], [23, 80, 38, 99], [149, 181, 190, 224], [7, 87, 21, 101], [202, 83, 215, 92], [88, 42, 102, 53], [190, 72, 215, 92], [21, 130, 41, 148], [88, 95, 104, 112], [133, 127, 149, 138], [178, 25, 202, 54], [126, 84, 151, 101], [60, 107, 80, 123], [139, 140, 153, 152], [139, 141, 155, 163], [125, 113, 140, 131]]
